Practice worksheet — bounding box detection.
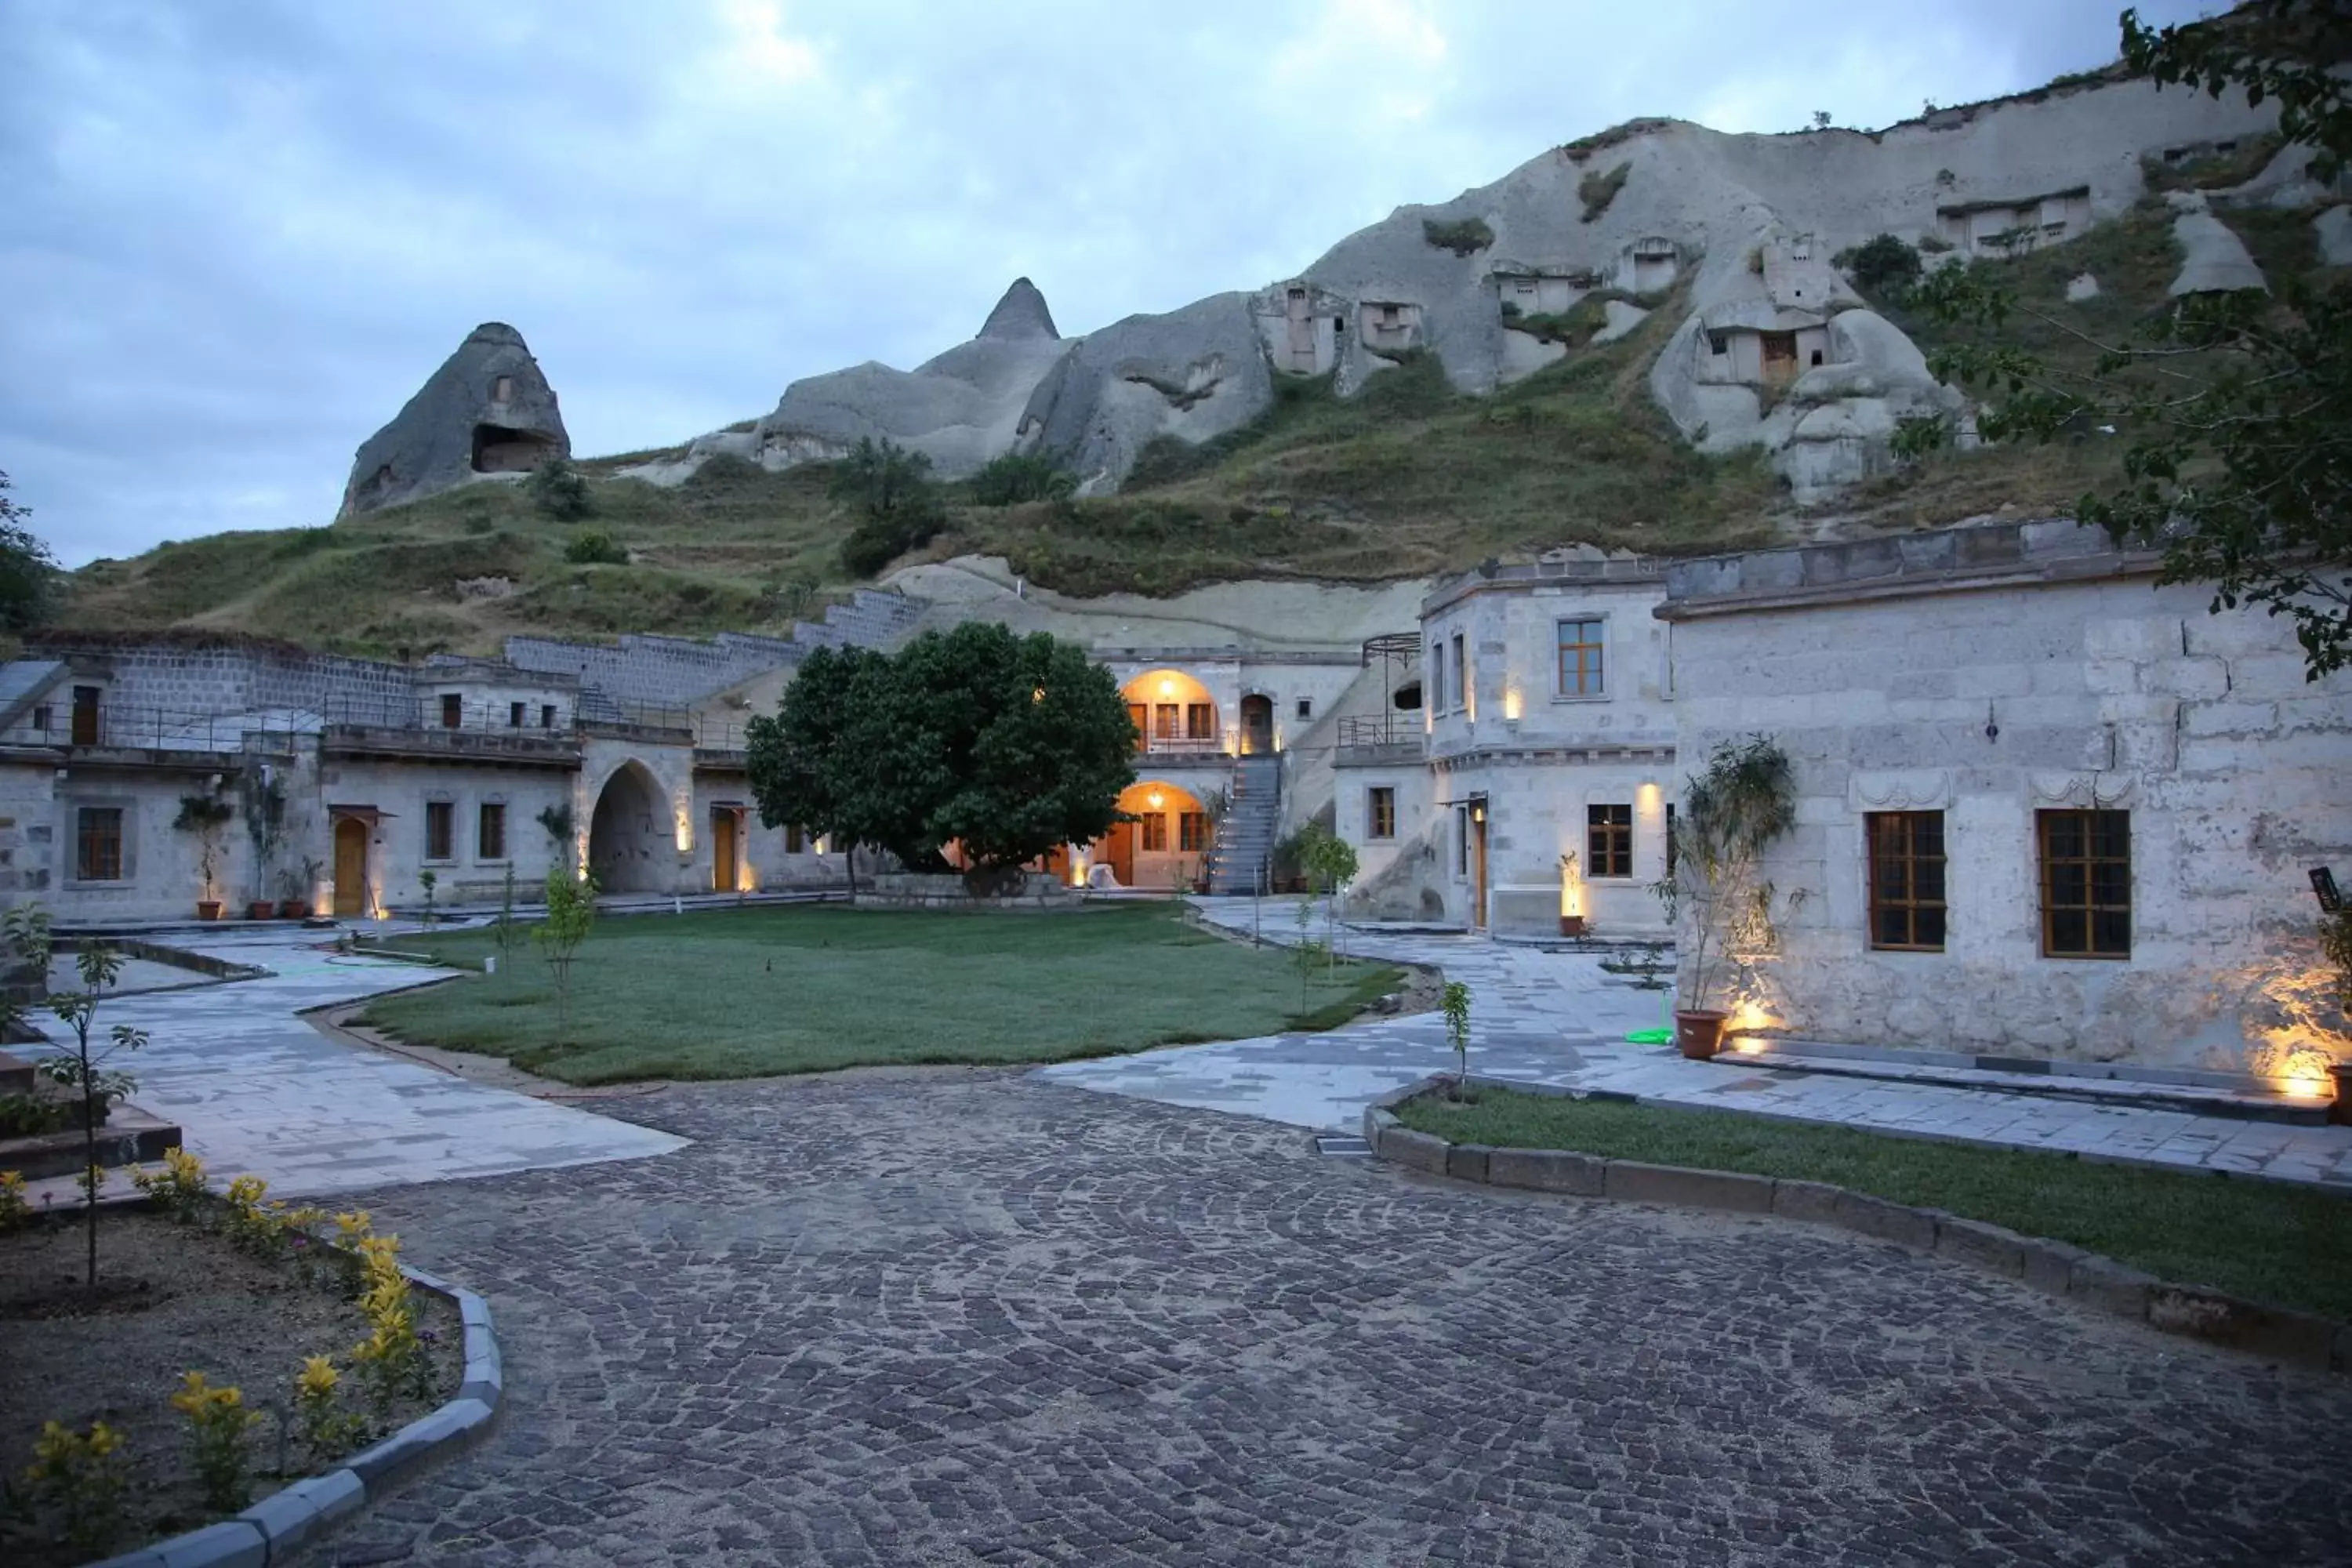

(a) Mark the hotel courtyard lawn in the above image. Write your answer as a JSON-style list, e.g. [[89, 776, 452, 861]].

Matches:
[[1397, 1087, 2352, 1321], [360, 902, 1400, 1086]]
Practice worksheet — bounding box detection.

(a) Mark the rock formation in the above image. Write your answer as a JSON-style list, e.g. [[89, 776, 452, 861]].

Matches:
[[340, 323, 568, 517], [620, 278, 1069, 485], [574, 68, 2297, 506]]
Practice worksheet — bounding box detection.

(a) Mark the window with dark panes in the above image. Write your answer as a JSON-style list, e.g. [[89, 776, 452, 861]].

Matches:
[[1587, 804, 1633, 878], [1867, 811, 1947, 951], [76, 807, 124, 880], [2039, 809, 2131, 957], [477, 802, 507, 862], [1178, 811, 1209, 852], [425, 800, 455, 862], [1556, 619, 1606, 697], [1368, 787, 1396, 840]]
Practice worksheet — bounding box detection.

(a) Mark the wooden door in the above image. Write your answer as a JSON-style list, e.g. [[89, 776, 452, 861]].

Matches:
[[332, 818, 369, 917], [1104, 821, 1134, 887], [1471, 811, 1489, 930], [1240, 695, 1274, 755], [712, 811, 737, 893]]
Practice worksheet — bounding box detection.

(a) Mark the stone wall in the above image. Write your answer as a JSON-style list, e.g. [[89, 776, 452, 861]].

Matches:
[[30, 637, 411, 724], [854, 873, 1079, 910], [1661, 521, 2352, 1072]]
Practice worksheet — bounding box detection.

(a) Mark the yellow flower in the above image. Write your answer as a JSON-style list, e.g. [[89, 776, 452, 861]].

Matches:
[[333, 1210, 372, 1242], [296, 1356, 339, 1399], [87, 1421, 120, 1458], [226, 1174, 268, 1208]]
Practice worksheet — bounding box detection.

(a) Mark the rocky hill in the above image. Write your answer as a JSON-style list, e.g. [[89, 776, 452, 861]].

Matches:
[[64, 60, 2350, 655]]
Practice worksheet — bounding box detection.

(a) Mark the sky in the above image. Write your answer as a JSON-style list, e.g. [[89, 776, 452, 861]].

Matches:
[[2, 0, 2226, 568]]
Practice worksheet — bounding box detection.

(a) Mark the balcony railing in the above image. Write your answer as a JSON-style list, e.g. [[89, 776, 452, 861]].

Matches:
[[1138, 735, 1229, 758], [2, 706, 310, 754], [1337, 714, 1423, 750]]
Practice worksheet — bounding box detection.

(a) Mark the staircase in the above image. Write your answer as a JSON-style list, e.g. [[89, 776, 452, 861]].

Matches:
[[1207, 755, 1282, 894]]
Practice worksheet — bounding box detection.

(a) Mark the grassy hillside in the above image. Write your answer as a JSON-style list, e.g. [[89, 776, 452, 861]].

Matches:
[[61, 201, 2305, 655]]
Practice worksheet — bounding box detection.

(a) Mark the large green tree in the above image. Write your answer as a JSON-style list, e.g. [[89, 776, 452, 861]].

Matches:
[[0, 470, 59, 632], [746, 622, 1135, 880], [1899, 3, 2350, 678]]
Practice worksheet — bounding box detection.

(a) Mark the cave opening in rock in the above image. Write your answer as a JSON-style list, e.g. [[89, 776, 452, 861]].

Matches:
[[470, 423, 557, 474]]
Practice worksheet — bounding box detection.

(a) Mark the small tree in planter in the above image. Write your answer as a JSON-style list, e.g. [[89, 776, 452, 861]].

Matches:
[[536, 868, 598, 1044], [32, 932, 150, 1287], [174, 792, 234, 919], [1651, 735, 1802, 1059], [1442, 981, 1473, 1094], [240, 769, 288, 920], [1301, 829, 1359, 970]]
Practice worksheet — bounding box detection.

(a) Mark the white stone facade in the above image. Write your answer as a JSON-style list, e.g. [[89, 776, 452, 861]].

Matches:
[[1661, 522, 2352, 1074]]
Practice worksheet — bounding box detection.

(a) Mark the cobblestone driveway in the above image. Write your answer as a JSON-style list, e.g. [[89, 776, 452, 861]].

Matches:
[[322, 1072, 2352, 1567]]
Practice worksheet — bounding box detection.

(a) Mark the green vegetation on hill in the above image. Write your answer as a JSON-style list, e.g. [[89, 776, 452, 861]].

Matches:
[[57, 198, 2326, 654]]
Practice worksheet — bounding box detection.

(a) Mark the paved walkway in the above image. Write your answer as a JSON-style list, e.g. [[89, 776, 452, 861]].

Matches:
[[20, 931, 684, 1200], [320, 1073, 2352, 1566], [1038, 898, 2352, 1189]]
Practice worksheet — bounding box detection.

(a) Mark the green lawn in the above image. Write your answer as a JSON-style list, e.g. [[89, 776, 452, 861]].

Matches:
[[1396, 1087, 2352, 1320], [361, 902, 1399, 1085]]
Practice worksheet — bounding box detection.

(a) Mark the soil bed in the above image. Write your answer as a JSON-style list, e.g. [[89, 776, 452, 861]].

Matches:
[[0, 1210, 462, 1566]]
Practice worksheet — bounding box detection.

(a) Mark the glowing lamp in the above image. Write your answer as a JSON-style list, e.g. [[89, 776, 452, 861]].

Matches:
[[1157, 677, 1177, 698], [1147, 789, 1166, 811], [1503, 688, 1523, 721]]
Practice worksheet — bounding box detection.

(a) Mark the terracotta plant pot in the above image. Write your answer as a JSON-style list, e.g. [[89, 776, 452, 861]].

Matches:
[[1557, 914, 1587, 937], [278, 901, 311, 920], [245, 900, 275, 922], [195, 901, 223, 921], [1674, 1008, 1729, 1060]]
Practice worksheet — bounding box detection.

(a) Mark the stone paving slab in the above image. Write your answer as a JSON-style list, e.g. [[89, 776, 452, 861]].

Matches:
[[17, 934, 686, 1200], [315, 1072, 2352, 1566], [1036, 897, 2352, 1189]]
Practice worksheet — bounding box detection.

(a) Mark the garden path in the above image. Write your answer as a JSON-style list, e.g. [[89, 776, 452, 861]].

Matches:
[[1034, 897, 2352, 1189], [18, 930, 685, 1200]]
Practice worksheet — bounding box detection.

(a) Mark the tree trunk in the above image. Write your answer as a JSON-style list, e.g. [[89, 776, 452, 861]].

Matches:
[[79, 1030, 97, 1288]]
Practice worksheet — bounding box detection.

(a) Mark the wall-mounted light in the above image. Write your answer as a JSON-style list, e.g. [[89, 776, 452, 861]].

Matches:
[[1984, 702, 2000, 744], [1503, 688, 1523, 721], [1158, 677, 1177, 698], [1147, 789, 1165, 811]]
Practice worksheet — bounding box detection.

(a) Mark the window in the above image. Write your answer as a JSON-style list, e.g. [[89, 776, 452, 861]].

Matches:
[[1153, 703, 1180, 740], [786, 823, 805, 854], [1587, 804, 1632, 878], [1428, 644, 1445, 713], [1127, 702, 1148, 749], [71, 686, 101, 746], [425, 800, 455, 862], [1368, 787, 1396, 840], [1296, 698, 1312, 720], [1186, 702, 1214, 739], [1664, 803, 1677, 878], [1867, 811, 1946, 951], [1141, 813, 1169, 852], [494, 375, 515, 401], [1454, 806, 1470, 878], [75, 807, 124, 880], [1556, 619, 1606, 697], [509, 702, 525, 728], [2039, 810, 2131, 958], [440, 694, 462, 729], [31, 703, 51, 735], [540, 704, 557, 729], [1179, 811, 1209, 852], [1450, 633, 1466, 710], [477, 802, 507, 862]]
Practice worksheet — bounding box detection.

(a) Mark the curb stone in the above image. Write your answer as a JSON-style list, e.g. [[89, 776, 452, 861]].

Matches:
[[85, 1274, 501, 1568], [1365, 1076, 2349, 1376]]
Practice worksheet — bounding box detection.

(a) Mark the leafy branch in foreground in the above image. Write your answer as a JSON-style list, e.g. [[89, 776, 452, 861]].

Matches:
[[1896, 3, 2351, 680]]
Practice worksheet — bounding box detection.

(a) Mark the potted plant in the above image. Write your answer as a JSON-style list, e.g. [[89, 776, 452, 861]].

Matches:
[[1558, 851, 1587, 938], [173, 792, 234, 920], [1650, 735, 1802, 1059], [241, 769, 288, 920], [277, 856, 322, 920]]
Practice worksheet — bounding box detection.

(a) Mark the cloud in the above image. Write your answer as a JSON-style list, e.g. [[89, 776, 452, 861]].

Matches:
[[1, 0, 2223, 568]]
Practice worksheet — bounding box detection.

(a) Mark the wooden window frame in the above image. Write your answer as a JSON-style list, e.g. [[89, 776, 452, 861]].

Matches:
[[1185, 702, 1214, 740], [477, 801, 508, 862], [1866, 811, 1947, 953], [424, 800, 456, 863], [75, 806, 125, 882], [1367, 786, 1396, 841], [1450, 633, 1466, 710], [1178, 811, 1209, 853], [2038, 808, 2132, 960], [1140, 813, 1169, 853], [1555, 618, 1606, 699], [439, 693, 463, 729], [1587, 804, 1633, 880]]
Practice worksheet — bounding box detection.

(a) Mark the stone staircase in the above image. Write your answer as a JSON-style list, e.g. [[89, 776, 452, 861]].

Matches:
[[1207, 755, 1282, 894]]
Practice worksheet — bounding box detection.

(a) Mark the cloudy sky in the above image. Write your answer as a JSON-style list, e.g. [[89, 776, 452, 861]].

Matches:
[[4, 0, 2220, 568]]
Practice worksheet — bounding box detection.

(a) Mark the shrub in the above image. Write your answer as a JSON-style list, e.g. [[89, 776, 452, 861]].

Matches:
[[0, 1169, 27, 1232], [171, 1372, 259, 1514], [527, 456, 593, 521], [1837, 233, 1923, 297], [563, 530, 629, 565], [1422, 216, 1495, 256], [21, 1418, 129, 1555], [970, 451, 1077, 506], [1578, 162, 1631, 222], [292, 1356, 364, 1459], [131, 1145, 213, 1221]]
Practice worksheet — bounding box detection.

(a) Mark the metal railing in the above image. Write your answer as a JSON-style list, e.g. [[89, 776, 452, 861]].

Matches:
[[2, 706, 310, 754], [1336, 714, 1425, 750], [1137, 735, 1229, 758]]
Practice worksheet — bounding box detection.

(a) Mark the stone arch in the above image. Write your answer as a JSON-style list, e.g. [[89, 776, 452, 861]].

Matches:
[[588, 759, 670, 894]]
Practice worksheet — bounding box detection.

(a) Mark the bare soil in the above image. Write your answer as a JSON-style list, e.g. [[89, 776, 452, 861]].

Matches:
[[0, 1211, 462, 1566]]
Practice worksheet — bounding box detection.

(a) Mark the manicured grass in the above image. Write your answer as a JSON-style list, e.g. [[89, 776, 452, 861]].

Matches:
[[361, 902, 1399, 1086], [1396, 1086, 2352, 1321]]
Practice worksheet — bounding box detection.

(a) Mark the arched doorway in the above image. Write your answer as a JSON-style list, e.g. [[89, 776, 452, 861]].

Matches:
[[1240, 694, 1275, 755], [1120, 669, 1221, 757], [588, 762, 670, 894], [1094, 781, 1208, 891]]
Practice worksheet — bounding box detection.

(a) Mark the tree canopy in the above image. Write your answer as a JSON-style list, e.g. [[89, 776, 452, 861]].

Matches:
[[833, 437, 947, 578], [0, 470, 58, 632], [745, 622, 1136, 878], [1897, 2, 2350, 678]]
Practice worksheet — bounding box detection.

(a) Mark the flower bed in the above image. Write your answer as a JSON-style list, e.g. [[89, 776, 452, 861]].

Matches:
[[0, 1159, 461, 1566]]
